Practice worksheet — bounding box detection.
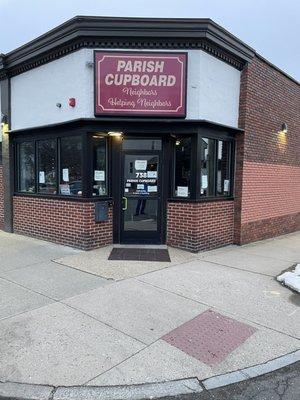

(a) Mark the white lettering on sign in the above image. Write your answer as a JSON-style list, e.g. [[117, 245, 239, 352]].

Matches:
[[95, 52, 187, 117], [105, 74, 176, 87], [117, 60, 165, 73]]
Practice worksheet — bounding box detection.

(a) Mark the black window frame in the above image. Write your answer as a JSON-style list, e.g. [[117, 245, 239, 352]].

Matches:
[[59, 135, 84, 197], [172, 135, 193, 199], [12, 123, 235, 203], [16, 139, 36, 194], [171, 129, 235, 201], [36, 138, 57, 195], [89, 132, 110, 198], [13, 131, 110, 200]]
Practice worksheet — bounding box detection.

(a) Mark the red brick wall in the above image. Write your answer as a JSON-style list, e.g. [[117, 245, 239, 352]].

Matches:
[[241, 162, 300, 224], [13, 196, 113, 250], [236, 56, 300, 244], [167, 200, 234, 252], [0, 166, 3, 230]]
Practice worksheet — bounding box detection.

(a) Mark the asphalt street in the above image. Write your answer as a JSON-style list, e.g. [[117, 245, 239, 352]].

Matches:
[[162, 362, 300, 400]]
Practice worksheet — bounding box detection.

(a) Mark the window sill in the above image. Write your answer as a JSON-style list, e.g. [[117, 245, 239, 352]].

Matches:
[[167, 196, 234, 203], [13, 192, 113, 203]]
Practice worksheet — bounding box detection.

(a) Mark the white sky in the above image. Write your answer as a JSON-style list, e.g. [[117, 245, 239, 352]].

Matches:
[[0, 0, 299, 81]]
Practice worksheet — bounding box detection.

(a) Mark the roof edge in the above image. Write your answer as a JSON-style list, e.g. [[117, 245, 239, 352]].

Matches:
[[0, 16, 255, 79], [255, 53, 299, 85]]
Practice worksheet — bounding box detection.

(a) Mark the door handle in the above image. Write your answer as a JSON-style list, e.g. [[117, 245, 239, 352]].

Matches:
[[122, 197, 128, 211]]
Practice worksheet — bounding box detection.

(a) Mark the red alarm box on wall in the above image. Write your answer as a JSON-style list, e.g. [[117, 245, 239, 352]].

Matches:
[[69, 98, 76, 107]]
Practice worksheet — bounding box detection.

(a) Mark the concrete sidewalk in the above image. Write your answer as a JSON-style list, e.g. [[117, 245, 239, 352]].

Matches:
[[0, 231, 299, 389]]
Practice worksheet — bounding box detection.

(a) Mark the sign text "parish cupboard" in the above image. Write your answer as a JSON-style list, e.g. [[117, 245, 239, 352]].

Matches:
[[95, 52, 187, 117]]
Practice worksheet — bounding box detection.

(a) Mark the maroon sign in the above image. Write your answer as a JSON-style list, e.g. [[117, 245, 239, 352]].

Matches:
[[94, 52, 187, 117]]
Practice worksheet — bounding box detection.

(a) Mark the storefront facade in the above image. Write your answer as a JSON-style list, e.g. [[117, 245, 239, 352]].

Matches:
[[0, 17, 299, 251]]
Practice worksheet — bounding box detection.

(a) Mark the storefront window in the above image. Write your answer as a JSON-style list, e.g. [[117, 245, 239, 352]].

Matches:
[[18, 141, 35, 193], [92, 136, 107, 196], [200, 138, 215, 197], [37, 139, 57, 194], [60, 136, 82, 196], [217, 140, 231, 196], [174, 137, 191, 198]]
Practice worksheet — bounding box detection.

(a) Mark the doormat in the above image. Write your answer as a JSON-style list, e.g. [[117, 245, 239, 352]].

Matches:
[[108, 248, 171, 262]]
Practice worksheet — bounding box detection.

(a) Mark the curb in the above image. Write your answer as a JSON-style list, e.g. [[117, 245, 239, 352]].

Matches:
[[0, 350, 299, 400], [202, 349, 300, 390], [0, 378, 202, 400]]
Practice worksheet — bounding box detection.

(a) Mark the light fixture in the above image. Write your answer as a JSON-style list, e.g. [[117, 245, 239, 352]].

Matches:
[[92, 135, 105, 139], [108, 131, 123, 137], [175, 140, 181, 146], [281, 122, 288, 134], [277, 122, 288, 152]]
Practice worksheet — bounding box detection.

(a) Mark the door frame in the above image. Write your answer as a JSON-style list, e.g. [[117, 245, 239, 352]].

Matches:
[[120, 149, 162, 244], [112, 134, 168, 245]]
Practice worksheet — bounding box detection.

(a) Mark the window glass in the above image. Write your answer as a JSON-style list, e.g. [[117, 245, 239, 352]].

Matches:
[[60, 136, 82, 196], [217, 140, 231, 196], [92, 136, 107, 196], [174, 137, 191, 197], [18, 141, 35, 193], [124, 154, 158, 196], [200, 138, 215, 197], [37, 139, 56, 194]]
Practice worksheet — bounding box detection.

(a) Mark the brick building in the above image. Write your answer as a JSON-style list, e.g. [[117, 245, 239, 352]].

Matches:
[[0, 17, 299, 252]]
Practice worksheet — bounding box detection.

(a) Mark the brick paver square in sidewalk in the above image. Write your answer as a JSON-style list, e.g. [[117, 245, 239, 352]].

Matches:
[[162, 309, 256, 366]]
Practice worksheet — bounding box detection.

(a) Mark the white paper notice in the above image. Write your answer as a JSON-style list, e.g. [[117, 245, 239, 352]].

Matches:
[[148, 186, 157, 193], [137, 184, 145, 190], [147, 171, 157, 178], [177, 186, 188, 197], [135, 160, 147, 171], [224, 179, 230, 192], [125, 182, 131, 187], [125, 188, 129, 193], [39, 171, 45, 184], [201, 175, 208, 189], [94, 170, 105, 181], [62, 168, 69, 182], [60, 184, 71, 195]]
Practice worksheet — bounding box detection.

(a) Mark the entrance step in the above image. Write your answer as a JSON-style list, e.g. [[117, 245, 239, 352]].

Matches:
[[108, 247, 171, 262], [113, 244, 167, 249]]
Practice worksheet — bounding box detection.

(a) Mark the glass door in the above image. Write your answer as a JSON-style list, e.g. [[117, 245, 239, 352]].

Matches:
[[121, 150, 161, 243]]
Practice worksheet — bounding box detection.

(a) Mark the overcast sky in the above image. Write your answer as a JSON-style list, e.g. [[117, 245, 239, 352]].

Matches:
[[0, 0, 299, 81]]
